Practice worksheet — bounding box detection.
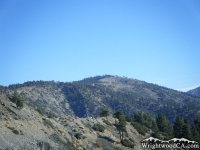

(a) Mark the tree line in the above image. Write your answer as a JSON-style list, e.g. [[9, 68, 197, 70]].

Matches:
[[100, 108, 200, 145]]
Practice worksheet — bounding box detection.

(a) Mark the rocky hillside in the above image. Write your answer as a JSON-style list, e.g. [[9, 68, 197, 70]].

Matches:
[[188, 86, 200, 97], [1, 75, 200, 123], [0, 95, 145, 150]]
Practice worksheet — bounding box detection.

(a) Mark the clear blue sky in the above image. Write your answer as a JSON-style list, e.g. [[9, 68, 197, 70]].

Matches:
[[0, 0, 200, 91]]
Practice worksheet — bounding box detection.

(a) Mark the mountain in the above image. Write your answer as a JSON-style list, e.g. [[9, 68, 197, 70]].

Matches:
[[0, 95, 144, 149], [1, 75, 200, 123], [187, 86, 200, 97]]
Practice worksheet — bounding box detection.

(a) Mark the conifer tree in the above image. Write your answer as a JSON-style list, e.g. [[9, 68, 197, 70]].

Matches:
[[191, 119, 200, 143], [134, 111, 144, 125], [182, 119, 192, 139], [156, 113, 173, 137], [173, 116, 184, 138], [99, 108, 110, 117], [11, 91, 24, 109], [114, 109, 127, 142], [151, 120, 159, 133], [173, 117, 192, 139]]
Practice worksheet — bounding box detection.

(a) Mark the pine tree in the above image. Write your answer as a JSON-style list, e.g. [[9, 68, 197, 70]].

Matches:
[[118, 114, 127, 141], [182, 119, 192, 139], [11, 91, 20, 103], [113, 109, 123, 119], [99, 108, 110, 117], [134, 111, 144, 125], [114, 109, 127, 142], [11, 91, 24, 109], [156, 113, 173, 137], [173, 116, 184, 138], [152, 120, 159, 133], [125, 115, 133, 122], [16, 98, 23, 109], [173, 117, 191, 139], [191, 119, 200, 143]]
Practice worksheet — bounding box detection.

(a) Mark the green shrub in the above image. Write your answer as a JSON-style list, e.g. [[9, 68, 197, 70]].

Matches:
[[103, 119, 113, 126], [7, 126, 20, 135], [43, 119, 55, 129], [121, 139, 134, 148], [37, 141, 52, 150], [131, 121, 148, 136], [82, 135, 87, 139], [37, 108, 44, 116], [68, 131, 73, 136], [129, 138, 135, 143], [13, 130, 19, 135], [64, 123, 68, 127], [47, 112, 56, 118], [93, 123, 105, 132], [74, 132, 82, 139], [99, 108, 110, 117]]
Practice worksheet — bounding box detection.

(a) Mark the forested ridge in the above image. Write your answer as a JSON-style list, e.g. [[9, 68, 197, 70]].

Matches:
[[1, 75, 200, 124]]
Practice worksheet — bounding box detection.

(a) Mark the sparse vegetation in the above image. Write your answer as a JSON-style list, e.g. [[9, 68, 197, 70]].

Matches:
[[43, 119, 55, 129], [4, 75, 200, 124], [1, 75, 200, 149], [103, 119, 113, 126], [93, 123, 105, 132], [121, 139, 134, 148]]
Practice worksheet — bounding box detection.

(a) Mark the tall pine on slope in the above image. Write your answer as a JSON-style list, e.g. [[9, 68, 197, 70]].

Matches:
[[182, 119, 192, 139], [173, 116, 184, 138], [114, 109, 127, 142], [191, 119, 200, 143], [173, 117, 192, 139], [156, 113, 173, 138], [10, 91, 24, 109]]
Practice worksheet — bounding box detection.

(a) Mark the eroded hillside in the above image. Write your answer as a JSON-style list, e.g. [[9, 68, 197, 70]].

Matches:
[[0, 95, 145, 150]]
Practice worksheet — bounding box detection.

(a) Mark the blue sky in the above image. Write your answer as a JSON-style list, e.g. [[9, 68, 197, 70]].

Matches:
[[0, 0, 199, 91]]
